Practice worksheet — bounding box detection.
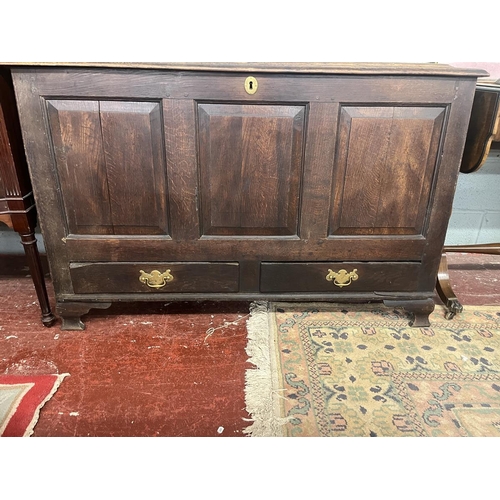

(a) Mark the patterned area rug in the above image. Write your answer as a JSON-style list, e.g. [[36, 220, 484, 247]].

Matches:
[[244, 302, 500, 437], [0, 374, 69, 437]]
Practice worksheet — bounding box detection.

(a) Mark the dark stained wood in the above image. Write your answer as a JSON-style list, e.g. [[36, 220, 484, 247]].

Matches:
[[14, 69, 464, 104], [47, 99, 168, 235], [18, 231, 56, 326], [436, 83, 500, 319], [64, 235, 427, 262], [0, 71, 32, 197], [58, 291, 432, 303], [56, 301, 112, 331], [417, 78, 478, 293], [70, 262, 240, 294], [11, 73, 73, 295], [384, 298, 435, 327], [47, 99, 112, 234], [0, 68, 55, 327], [8, 63, 482, 329], [299, 102, 339, 240], [444, 243, 500, 255], [260, 262, 421, 293], [435, 252, 463, 320], [239, 261, 261, 292], [163, 99, 199, 240], [438, 244, 500, 320], [330, 106, 445, 235], [100, 101, 168, 235], [5, 62, 489, 77], [460, 85, 500, 173], [197, 103, 305, 236]]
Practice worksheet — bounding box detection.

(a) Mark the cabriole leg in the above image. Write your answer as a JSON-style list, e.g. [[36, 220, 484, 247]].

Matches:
[[435, 252, 463, 320]]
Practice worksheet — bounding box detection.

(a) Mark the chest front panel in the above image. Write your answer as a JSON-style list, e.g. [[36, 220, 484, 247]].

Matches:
[[34, 73, 454, 249], [11, 68, 475, 299], [197, 103, 306, 237]]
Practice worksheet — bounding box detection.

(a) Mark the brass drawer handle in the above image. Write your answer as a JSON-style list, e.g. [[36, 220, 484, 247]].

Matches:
[[326, 268, 358, 288], [139, 269, 174, 288]]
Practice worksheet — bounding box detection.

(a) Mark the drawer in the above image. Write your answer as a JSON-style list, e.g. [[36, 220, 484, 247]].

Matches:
[[70, 262, 239, 294], [260, 262, 420, 293]]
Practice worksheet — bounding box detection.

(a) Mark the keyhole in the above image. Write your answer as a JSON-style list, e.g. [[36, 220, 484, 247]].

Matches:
[[244, 76, 258, 94]]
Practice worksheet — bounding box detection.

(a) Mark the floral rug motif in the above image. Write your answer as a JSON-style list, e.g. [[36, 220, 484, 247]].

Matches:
[[245, 303, 500, 437]]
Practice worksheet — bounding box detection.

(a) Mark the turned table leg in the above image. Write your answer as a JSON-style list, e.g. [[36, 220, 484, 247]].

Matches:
[[20, 231, 56, 327]]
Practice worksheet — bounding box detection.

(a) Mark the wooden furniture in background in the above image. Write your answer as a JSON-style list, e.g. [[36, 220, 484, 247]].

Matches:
[[460, 82, 500, 174], [436, 82, 500, 319], [8, 63, 486, 330], [0, 68, 55, 326]]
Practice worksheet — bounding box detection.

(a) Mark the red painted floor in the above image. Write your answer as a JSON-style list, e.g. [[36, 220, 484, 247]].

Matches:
[[1, 252, 500, 437], [0, 278, 252, 437]]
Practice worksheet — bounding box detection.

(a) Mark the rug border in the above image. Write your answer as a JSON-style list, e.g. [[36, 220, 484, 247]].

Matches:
[[243, 301, 500, 437], [0, 373, 70, 437], [0, 382, 34, 436]]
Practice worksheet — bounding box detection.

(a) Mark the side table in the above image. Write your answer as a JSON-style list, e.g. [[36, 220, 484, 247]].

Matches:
[[0, 68, 55, 327], [437, 82, 500, 319]]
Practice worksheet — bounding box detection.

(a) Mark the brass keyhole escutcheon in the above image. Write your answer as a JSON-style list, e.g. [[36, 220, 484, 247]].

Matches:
[[244, 76, 258, 95]]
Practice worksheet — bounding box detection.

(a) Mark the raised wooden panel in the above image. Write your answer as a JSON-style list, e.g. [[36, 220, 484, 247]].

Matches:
[[330, 106, 446, 236], [197, 103, 306, 236], [47, 100, 111, 234], [47, 100, 168, 235]]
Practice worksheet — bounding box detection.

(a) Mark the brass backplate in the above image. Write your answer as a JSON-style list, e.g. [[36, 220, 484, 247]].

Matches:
[[326, 268, 359, 288], [139, 269, 174, 288]]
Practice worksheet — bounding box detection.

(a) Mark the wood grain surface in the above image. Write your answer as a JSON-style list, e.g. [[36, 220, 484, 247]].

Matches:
[[9, 64, 482, 328]]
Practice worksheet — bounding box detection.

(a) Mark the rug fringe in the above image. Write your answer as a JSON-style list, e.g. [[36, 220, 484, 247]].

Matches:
[[24, 373, 70, 437], [243, 301, 291, 437]]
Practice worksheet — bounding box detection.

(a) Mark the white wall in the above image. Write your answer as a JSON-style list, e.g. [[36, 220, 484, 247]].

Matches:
[[445, 152, 500, 245]]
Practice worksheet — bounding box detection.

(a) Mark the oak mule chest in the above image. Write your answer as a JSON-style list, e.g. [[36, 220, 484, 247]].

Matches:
[[9, 63, 487, 330]]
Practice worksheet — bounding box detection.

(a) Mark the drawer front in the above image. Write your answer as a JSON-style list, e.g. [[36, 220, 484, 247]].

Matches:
[[70, 262, 239, 294], [260, 262, 420, 293]]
